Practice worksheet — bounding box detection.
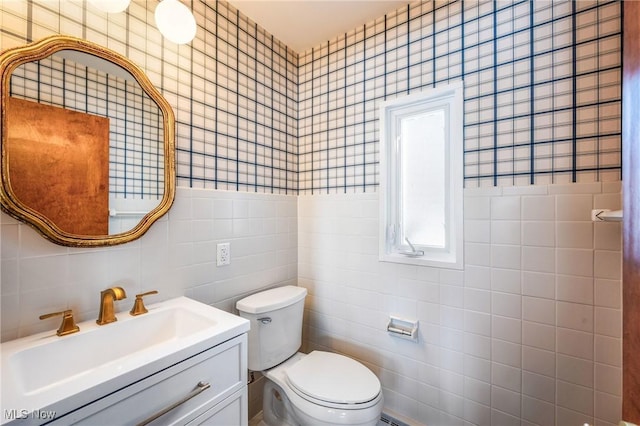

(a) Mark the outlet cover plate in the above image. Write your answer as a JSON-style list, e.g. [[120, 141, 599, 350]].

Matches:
[[217, 242, 230, 266]]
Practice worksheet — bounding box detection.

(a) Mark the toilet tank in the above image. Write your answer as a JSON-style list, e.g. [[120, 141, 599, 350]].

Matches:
[[236, 286, 307, 371]]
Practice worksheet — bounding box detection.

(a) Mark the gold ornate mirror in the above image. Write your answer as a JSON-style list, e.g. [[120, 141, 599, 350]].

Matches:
[[0, 35, 175, 247]]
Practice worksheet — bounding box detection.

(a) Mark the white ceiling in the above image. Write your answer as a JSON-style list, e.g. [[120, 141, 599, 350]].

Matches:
[[226, 0, 408, 53]]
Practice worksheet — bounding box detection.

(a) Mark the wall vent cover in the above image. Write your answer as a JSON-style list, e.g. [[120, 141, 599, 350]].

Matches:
[[379, 412, 410, 426]]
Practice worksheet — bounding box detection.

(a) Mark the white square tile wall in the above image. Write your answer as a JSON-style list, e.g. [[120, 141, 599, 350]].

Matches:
[[0, 189, 298, 341], [298, 182, 622, 426]]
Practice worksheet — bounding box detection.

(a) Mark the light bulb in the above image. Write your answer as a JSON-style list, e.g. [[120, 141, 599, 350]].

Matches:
[[88, 0, 131, 14], [155, 0, 197, 45]]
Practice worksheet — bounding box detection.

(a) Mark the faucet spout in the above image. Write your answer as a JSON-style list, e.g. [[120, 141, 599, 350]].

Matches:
[[96, 286, 127, 325]]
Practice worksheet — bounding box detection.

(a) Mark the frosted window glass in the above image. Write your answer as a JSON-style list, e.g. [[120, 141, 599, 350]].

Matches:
[[400, 109, 446, 248]]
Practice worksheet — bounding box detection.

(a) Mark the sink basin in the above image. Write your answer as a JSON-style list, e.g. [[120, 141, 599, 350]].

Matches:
[[12, 305, 216, 394], [1, 296, 249, 424]]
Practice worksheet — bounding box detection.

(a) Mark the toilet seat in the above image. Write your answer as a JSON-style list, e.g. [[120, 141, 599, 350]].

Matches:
[[285, 351, 381, 409]]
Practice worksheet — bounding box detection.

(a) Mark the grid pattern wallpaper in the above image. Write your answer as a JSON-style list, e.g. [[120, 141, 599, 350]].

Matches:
[[10, 55, 165, 199], [0, 0, 298, 195], [298, 0, 622, 193], [0, 0, 623, 195], [184, 2, 298, 193]]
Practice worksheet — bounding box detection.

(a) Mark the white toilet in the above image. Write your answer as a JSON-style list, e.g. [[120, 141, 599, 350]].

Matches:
[[236, 286, 384, 426]]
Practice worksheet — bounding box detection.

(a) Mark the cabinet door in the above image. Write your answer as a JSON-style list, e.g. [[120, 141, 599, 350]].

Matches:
[[49, 334, 247, 425], [188, 388, 247, 426]]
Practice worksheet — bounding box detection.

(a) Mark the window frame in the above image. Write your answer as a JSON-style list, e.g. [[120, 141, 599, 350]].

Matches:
[[379, 82, 464, 269]]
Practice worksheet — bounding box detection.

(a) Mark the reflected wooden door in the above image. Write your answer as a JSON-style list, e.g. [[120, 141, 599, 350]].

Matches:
[[6, 97, 110, 235]]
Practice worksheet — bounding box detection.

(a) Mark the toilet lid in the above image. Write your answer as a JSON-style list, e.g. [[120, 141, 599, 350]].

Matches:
[[285, 351, 381, 405]]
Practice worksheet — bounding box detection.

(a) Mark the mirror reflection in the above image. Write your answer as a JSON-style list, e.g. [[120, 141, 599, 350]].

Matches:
[[0, 35, 175, 247], [7, 49, 165, 236]]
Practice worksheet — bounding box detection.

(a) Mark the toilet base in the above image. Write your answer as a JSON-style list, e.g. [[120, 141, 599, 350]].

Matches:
[[262, 379, 300, 426]]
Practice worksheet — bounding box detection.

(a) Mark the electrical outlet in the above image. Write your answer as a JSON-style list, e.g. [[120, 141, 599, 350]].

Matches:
[[217, 242, 231, 266]]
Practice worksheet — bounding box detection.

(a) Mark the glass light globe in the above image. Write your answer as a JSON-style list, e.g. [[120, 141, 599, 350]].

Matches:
[[155, 0, 197, 45], [88, 0, 131, 14]]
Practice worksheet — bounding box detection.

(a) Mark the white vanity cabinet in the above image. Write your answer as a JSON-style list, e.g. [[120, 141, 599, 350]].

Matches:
[[48, 334, 248, 426]]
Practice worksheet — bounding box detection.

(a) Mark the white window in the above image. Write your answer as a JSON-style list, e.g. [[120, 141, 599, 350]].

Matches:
[[379, 82, 464, 269]]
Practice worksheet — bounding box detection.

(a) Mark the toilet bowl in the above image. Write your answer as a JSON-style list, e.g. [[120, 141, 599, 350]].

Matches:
[[236, 286, 384, 426], [262, 352, 383, 426]]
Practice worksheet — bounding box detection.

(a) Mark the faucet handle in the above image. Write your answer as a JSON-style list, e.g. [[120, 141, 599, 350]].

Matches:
[[39, 309, 80, 336], [130, 290, 159, 316]]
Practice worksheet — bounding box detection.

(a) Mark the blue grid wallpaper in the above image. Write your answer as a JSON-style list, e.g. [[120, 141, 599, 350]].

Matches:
[[298, 0, 622, 193], [0, 0, 622, 195], [0, 0, 299, 195], [183, 2, 298, 193]]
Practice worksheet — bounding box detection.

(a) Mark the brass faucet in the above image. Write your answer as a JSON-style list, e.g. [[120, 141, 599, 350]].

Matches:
[[39, 309, 80, 336], [96, 286, 127, 325]]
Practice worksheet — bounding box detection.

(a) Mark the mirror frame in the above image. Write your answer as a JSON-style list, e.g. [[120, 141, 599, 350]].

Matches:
[[0, 35, 176, 247]]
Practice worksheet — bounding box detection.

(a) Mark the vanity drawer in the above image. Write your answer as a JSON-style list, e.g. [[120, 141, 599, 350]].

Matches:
[[51, 334, 247, 426], [187, 388, 247, 426]]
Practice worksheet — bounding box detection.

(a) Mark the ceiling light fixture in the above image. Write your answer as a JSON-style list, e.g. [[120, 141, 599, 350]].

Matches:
[[154, 0, 197, 45], [88, 0, 132, 14]]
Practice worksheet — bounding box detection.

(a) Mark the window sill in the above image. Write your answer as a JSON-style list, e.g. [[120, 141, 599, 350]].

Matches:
[[379, 252, 463, 270]]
